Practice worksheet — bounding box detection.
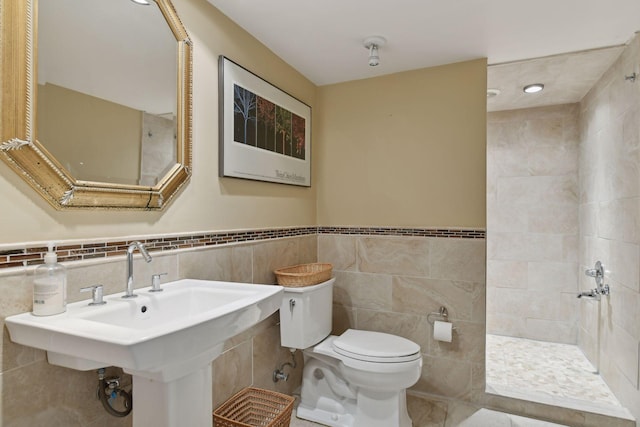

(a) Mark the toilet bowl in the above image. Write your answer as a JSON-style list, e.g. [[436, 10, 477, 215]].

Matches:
[[279, 278, 423, 427]]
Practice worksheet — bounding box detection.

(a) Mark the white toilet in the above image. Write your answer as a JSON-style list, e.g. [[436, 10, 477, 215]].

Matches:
[[279, 278, 422, 427]]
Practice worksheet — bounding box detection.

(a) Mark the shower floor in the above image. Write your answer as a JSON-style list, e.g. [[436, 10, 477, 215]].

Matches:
[[486, 334, 624, 414]]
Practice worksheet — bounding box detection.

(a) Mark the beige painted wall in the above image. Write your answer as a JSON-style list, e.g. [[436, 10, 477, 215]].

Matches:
[[316, 59, 487, 228], [37, 83, 142, 185], [0, 0, 488, 245], [0, 0, 317, 244]]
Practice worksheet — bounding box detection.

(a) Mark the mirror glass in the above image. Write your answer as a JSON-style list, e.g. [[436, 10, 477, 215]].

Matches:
[[37, 0, 178, 186]]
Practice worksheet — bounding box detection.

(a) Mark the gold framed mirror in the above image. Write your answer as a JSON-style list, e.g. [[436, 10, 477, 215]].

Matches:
[[0, 0, 192, 210]]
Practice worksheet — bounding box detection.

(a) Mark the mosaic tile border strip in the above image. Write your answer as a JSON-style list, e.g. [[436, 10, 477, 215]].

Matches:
[[0, 226, 485, 269], [318, 226, 485, 239]]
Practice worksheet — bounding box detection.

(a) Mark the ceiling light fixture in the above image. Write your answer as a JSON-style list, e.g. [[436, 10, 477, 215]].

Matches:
[[363, 36, 386, 67], [487, 88, 501, 98], [130, 0, 151, 5], [523, 83, 544, 93]]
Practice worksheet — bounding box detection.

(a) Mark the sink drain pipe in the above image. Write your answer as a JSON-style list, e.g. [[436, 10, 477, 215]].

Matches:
[[97, 368, 132, 417]]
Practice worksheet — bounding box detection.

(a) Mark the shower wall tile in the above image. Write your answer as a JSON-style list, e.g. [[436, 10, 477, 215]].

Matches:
[[527, 145, 578, 176], [580, 235, 611, 269], [598, 198, 640, 244], [525, 318, 577, 344], [496, 175, 578, 207], [602, 321, 639, 389], [487, 287, 530, 317], [527, 292, 577, 322], [527, 204, 578, 235], [579, 203, 598, 237], [578, 33, 640, 423], [487, 104, 579, 344], [486, 260, 528, 288], [489, 232, 567, 263], [486, 312, 526, 338], [527, 262, 578, 293], [610, 283, 640, 341], [486, 200, 528, 233], [487, 147, 530, 177]]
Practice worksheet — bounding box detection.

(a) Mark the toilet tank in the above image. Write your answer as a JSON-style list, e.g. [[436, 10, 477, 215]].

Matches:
[[279, 278, 334, 349]]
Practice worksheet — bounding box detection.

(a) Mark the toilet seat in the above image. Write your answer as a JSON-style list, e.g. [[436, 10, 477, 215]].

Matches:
[[332, 329, 421, 363]]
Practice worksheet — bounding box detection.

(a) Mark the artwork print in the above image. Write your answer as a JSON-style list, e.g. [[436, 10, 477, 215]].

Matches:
[[219, 57, 311, 186]]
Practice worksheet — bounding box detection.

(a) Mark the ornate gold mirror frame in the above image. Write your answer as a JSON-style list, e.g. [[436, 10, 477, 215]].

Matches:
[[0, 0, 192, 210]]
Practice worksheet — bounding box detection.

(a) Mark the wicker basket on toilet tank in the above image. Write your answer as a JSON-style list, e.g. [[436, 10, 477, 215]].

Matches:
[[274, 263, 332, 287]]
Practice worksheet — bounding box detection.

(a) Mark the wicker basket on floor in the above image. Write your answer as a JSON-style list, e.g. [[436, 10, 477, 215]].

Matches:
[[213, 387, 294, 427], [274, 263, 333, 287]]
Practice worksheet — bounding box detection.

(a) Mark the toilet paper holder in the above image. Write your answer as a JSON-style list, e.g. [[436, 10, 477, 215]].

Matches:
[[427, 306, 456, 329]]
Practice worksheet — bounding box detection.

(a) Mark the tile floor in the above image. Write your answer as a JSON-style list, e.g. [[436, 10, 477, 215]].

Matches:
[[286, 334, 629, 426], [486, 334, 621, 408], [289, 404, 568, 427]]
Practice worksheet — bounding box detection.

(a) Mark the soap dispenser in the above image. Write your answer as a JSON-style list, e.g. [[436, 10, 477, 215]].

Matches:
[[33, 243, 67, 316]]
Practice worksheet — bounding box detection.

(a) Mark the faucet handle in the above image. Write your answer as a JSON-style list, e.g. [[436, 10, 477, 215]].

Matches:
[[80, 284, 106, 306], [150, 273, 167, 292]]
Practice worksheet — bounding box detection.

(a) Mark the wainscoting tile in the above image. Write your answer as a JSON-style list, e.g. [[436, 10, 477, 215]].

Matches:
[[333, 271, 392, 311], [392, 276, 480, 321], [429, 238, 486, 283], [414, 356, 472, 399], [212, 340, 252, 409], [357, 236, 430, 276], [317, 234, 356, 271]]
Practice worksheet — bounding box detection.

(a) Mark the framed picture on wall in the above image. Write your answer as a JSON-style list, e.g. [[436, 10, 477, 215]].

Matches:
[[218, 56, 311, 187]]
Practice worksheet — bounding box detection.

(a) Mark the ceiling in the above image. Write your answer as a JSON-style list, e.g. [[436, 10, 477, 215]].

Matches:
[[207, 0, 640, 111]]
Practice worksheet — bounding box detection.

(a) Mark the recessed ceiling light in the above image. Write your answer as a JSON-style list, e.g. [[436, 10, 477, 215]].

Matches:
[[523, 83, 544, 94], [487, 88, 501, 98]]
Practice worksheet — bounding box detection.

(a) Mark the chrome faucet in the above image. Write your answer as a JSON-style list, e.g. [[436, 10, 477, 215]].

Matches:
[[578, 260, 610, 300], [577, 289, 600, 300], [123, 241, 152, 298]]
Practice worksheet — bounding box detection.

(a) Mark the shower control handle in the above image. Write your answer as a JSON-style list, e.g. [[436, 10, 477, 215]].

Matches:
[[580, 261, 610, 299], [585, 268, 598, 278]]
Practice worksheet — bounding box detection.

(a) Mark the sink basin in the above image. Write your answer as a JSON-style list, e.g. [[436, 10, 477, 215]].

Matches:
[[6, 279, 283, 376], [5, 279, 284, 427]]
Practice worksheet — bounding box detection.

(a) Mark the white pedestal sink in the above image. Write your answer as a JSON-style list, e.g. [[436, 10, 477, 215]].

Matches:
[[5, 279, 284, 427]]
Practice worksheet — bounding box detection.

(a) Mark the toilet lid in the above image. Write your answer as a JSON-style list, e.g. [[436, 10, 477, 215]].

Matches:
[[332, 329, 421, 363]]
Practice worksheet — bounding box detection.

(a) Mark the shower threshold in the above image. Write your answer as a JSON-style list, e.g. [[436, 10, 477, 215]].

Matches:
[[485, 334, 634, 421]]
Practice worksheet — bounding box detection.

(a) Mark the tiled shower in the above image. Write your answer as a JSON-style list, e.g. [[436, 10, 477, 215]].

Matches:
[[486, 34, 640, 421]]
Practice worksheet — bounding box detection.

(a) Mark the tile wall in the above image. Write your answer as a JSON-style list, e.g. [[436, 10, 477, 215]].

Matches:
[[578, 33, 640, 421], [3, 224, 635, 427], [317, 233, 487, 400], [486, 104, 580, 344], [0, 232, 316, 426], [0, 226, 487, 426]]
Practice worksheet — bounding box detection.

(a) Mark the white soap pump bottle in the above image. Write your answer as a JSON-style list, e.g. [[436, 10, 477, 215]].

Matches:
[[33, 243, 67, 316]]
